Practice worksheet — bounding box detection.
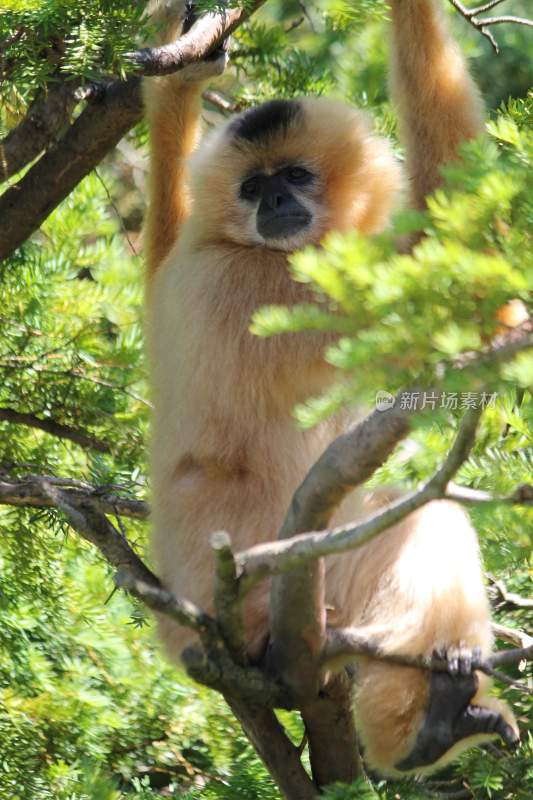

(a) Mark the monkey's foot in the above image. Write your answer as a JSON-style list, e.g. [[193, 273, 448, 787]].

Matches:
[[395, 647, 519, 771]]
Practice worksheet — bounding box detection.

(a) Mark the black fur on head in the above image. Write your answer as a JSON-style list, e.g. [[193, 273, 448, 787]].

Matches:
[[228, 100, 302, 144]]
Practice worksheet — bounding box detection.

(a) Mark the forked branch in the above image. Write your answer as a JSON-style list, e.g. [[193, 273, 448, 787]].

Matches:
[[448, 0, 533, 52], [237, 407, 483, 587]]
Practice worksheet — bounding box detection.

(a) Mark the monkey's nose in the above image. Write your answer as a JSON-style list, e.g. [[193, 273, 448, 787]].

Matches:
[[265, 192, 288, 210]]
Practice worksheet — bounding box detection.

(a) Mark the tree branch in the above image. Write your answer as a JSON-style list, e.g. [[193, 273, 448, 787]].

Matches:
[[237, 408, 482, 587], [448, 0, 533, 53], [126, 1, 267, 76], [203, 88, 240, 113], [0, 80, 80, 182], [0, 473, 148, 520], [321, 628, 533, 693], [39, 480, 156, 585], [0, 1, 266, 262], [115, 571, 212, 634], [488, 574, 533, 609], [0, 406, 112, 453], [211, 531, 247, 663], [4, 455, 531, 796], [266, 398, 413, 681], [34, 480, 294, 712], [267, 399, 414, 785], [451, 327, 533, 372], [493, 622, 533, 649], [445, 482, 533, 507], [224, 697, 317, 800], [0, 77, 143, 262]]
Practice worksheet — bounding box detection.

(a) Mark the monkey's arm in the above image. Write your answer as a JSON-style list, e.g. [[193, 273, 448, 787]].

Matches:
[[144, 78, 204, 279], [389, 0, 484, 209], [143, 3, 226, 280]]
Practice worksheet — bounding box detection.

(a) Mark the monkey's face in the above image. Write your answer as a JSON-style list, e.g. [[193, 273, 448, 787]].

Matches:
[[190, 98, 402, 251], [236, 163, 324, 251]]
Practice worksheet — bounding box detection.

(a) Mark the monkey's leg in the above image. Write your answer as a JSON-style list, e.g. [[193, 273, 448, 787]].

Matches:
[[152, 464, 281, 663], [326, 500, 518, 774]]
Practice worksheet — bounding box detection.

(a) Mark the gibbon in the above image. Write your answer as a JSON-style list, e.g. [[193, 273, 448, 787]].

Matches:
[[143, 0, 519, 777]]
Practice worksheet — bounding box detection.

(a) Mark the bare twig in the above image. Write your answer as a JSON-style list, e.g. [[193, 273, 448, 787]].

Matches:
[[493, 623, 533, 649], [488, 573, 533, 609], [115, 571, 214, 635], [93, 167, 139, 257], [0, 406, 112, 453], [448, 0, 533, 53], [426, 406, 483, 490], [446, 482, 533, 507], [202, 88, 239, 113], [285, 16, 305, 34], [322, 628, 533, 694], [298, 1, 316, 33], [211, 531, 247, 663]]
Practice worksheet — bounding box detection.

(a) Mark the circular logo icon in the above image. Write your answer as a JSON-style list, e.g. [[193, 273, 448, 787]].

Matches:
[[375, 390, 395, 412]]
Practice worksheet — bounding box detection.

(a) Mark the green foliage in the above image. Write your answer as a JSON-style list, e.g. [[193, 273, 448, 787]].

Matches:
[[0, 172, 147, 483], [0, 0, 146, 126], [252, 96, 533, 424], [248, 93, 533, 800]]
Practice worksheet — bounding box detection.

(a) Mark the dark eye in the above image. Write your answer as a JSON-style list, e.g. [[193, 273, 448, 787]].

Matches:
[[285, 166, 314, 185], [240, 177, 261, 200]]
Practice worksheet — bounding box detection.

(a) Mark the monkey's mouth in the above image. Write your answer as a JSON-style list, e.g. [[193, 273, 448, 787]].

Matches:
[[257, 213, 312, 241]]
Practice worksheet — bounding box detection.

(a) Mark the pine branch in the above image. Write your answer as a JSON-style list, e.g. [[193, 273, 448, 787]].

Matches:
[[39, 479, 156, 585], [0, 406, 112, 453], [0, 2, 266, 262], [0, 473, 148, 519]]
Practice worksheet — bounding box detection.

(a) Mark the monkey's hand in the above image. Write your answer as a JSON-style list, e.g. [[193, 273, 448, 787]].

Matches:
[[395, 646, 519, 772]]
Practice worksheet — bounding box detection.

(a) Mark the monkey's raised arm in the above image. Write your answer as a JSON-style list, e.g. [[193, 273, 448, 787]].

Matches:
[[143, 3, 225, 281], [144, 76, 204, 279], [389, 0, 485, 209]]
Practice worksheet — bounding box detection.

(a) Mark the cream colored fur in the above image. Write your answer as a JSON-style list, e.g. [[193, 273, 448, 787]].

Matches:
[[143, 0, 518, 775]]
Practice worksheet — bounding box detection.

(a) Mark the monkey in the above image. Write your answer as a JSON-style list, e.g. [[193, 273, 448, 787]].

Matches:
[[143, 0, 519, 777]]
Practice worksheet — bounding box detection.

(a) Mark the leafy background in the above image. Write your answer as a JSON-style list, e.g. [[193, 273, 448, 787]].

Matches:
[[0, 1, 531, 798]]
